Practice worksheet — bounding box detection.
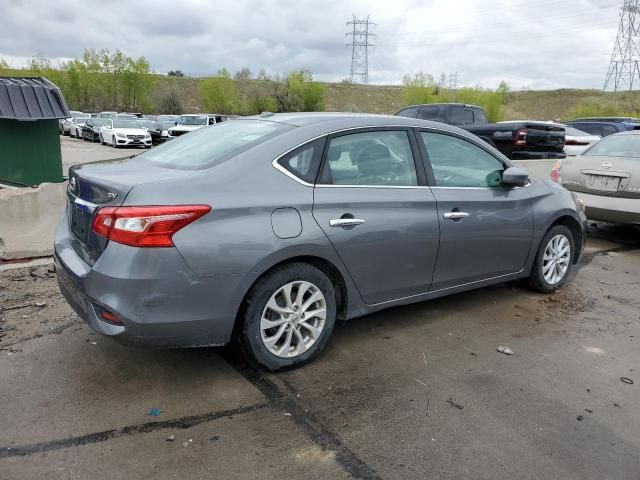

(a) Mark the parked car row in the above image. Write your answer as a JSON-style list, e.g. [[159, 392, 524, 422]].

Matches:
[[60, 110, 237, 148]]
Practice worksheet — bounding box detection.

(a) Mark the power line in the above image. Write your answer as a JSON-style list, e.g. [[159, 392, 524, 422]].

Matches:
[[604, 0, 640, 91], [346, 15, 375, 84]]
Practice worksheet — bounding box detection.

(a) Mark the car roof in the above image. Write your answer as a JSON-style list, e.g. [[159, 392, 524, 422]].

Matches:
[[242, 112, 482, 139], [398, 103, 483, 110]]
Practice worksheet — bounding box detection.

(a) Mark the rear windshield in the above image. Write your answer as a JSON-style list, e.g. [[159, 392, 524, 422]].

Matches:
[[584, 135, 640, 157], [142, 120, 293, 169]]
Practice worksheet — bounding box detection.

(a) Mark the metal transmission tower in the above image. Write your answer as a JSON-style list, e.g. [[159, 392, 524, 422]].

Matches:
[[448, 72, 459, 90], [346, 15, 375, 84], [604, 0, 640, 91]]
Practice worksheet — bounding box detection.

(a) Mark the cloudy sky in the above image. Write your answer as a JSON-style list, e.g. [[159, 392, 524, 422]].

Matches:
[[0, 0, 624, 90]]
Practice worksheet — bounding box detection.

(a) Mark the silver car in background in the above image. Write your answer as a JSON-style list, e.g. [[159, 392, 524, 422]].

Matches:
[[553, 131, 640, 224], [55, 113, 586, 370]]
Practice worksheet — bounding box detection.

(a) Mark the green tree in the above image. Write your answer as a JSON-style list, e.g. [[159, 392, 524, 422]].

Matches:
[[234, 67, 252, 80], [168, 70, 184, 77], [497, 81, 510, 104], [198, 75, 240, 114], [274, 70, 324, 112], [216, 68, 231, 79]]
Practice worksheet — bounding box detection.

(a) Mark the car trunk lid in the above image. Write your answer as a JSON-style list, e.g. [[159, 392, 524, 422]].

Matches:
[[67, 157, 195, 265], [522, 124, 565, 151], [561, 155, 640, 199]]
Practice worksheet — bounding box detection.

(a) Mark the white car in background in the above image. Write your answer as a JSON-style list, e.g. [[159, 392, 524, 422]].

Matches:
[[99, 118, 152, 148], [59, 110, 84, 135], [69, 116, 91, 138], [167, 114, 227, 138]]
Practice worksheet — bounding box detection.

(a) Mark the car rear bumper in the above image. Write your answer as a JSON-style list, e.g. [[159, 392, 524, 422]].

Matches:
[[576, 191, 640, 225], [54, 216, 248, 348]]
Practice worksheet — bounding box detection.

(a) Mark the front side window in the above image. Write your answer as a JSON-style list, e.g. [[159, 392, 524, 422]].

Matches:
[[601, 125, 619, 137], [322, 130, 418, 186], [420, 132, 505, 187]]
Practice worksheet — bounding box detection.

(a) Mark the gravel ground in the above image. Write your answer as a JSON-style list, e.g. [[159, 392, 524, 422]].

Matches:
[[0, 224, 638, 479]]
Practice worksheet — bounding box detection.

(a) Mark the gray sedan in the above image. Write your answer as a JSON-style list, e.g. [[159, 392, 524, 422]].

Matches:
[[553, 131, 640, 225], [55, 113, 586, 370]]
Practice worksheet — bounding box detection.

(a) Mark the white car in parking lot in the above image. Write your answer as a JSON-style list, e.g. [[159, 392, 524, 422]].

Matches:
[[99, 118, 152, 148], [167, 114, 227, 138], [69, 116, 91, 138]]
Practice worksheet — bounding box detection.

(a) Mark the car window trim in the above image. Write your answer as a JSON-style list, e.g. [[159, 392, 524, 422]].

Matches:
[[415, 128, 513, 189], [316, 126, 426, 188], [271, 124, 486, 188], [275, 137, 326, 185]]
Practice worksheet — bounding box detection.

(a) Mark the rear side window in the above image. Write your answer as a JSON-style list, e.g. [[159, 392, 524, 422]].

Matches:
[[321, 130, 418, 186], [277, 138, 325, 184], [420, 132, 505, 187], [418, 106, 444, 121], [449, 108, 474, 125], [143, 120, 292, 169], [396, 106, 419, 118]]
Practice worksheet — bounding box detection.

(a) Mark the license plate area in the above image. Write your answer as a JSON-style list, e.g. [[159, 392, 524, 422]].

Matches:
[[69, 201, 92, 242], [588, 175, 620, 192]]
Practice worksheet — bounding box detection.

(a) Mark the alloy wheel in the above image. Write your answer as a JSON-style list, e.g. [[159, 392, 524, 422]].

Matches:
[[542, 234, 571, 285], [260, 281, 327, 358]]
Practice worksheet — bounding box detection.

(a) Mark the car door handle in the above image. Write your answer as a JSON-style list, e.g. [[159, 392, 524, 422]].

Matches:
[[443, 212, 469, 220], [329, 218, 366, 227]]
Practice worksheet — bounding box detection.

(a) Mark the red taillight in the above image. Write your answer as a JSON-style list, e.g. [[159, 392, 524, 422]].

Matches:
[[513, 128, 528, 146], [550, 160, 563, 183], [564, 139, 589, 146], [92, 205, 212, 247]]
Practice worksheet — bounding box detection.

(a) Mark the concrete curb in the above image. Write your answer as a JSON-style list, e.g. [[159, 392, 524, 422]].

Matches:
[[0, 182, 67, 260]]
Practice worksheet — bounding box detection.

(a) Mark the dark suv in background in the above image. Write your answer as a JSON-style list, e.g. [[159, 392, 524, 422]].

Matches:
[[396, 103, 487, 125], [567, 118, 640, 137]]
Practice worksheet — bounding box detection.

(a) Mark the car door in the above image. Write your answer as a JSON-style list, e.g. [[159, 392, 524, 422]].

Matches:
[[102, 121, 113, 142], [417, 130, 534, 291], [312, 128, 440, 305]]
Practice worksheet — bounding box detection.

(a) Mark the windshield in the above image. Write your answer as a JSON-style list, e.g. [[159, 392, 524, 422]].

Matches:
[[584, 134, 640, 157], [142, 120, 292, 169], [179, 115, 207, 126], [159, 121, 176, 129], [137, 120, 156, 129], [73, 116, 90, 123], [113, 119, 141, 129], [92, 119, 110, 127]]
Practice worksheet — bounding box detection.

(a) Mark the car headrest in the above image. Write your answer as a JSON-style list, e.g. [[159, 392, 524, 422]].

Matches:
[[327, 144, 342, 162], [356, 143, 392, 176]]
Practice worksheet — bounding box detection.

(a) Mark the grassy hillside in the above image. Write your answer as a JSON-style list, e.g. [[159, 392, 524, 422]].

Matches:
[[158, 76, 639, 121]]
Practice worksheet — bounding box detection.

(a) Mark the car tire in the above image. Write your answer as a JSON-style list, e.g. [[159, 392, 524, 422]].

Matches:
[[112, 137, 118, 148], [240, 263, 337, 371], [527, 225, 574, 293], [99, 134, 104, 145]]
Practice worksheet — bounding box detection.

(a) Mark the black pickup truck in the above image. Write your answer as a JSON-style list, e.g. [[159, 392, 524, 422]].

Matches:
[[395, 103, 566, 160]]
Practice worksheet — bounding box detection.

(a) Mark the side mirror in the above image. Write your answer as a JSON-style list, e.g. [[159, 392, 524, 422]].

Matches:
[[502, 167, 529, 187], [175, 121, 178, 126]]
